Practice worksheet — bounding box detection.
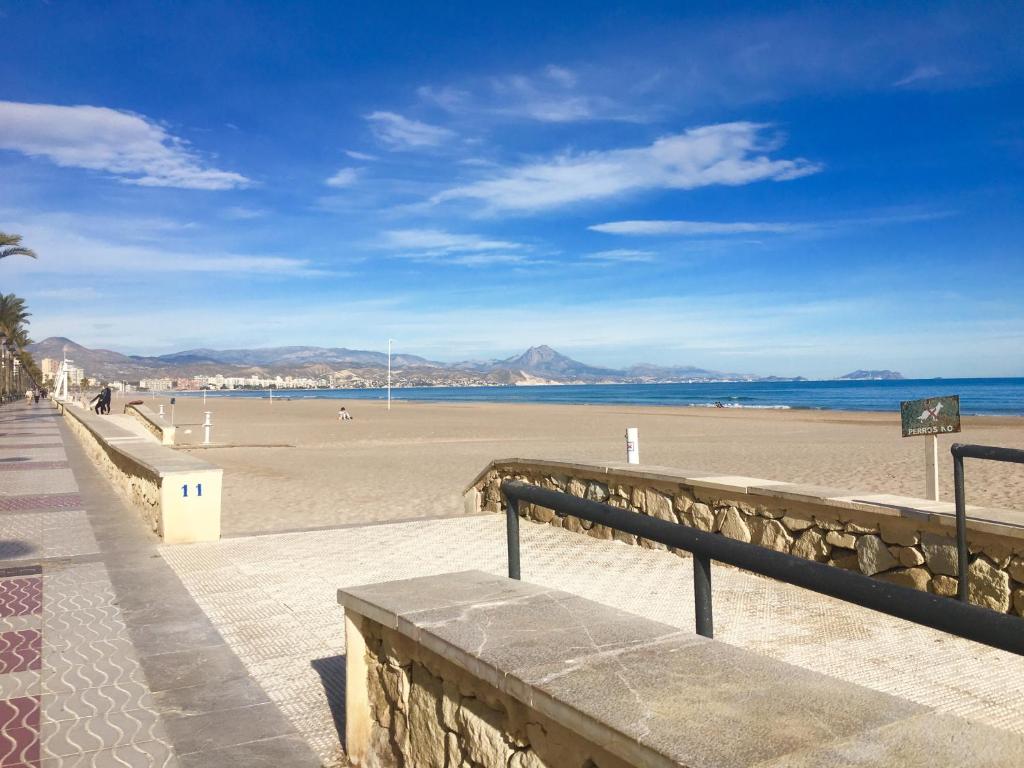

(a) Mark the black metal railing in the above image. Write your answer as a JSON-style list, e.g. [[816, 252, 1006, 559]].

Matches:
[[500, 479, 1024, 656], [952, 443, 1024, 602]]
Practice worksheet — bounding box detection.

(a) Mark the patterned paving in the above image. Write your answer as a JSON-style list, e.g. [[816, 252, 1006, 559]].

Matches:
[[0, 406, 177, 767], [163, 511, 1024, 763], [0, 465, 70, 473], [0, 497, 82, 513]]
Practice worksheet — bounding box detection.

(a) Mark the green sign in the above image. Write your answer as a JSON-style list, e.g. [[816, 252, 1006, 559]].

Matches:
[[900, 395, 961, 438]]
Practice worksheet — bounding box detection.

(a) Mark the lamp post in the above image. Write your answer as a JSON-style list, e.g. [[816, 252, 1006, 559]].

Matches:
[[0, 335, 7, 403], [387, 339, 395, 412]]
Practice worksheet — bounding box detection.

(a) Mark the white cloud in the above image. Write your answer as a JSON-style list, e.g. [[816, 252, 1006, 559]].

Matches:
[[583, 249, 656, 262], [381, 229, 531, 266], [365, 111, 455, 149], [325, 167, 359, 187], [33, 286, 102, 300], [381, 229, 522, 253], [590, 209, 951, 236], [0, 101, 250, 190], [344, 149, 378, 161], [893, 65, 943, 87], [589, 220, 799, 235], [396, 252, 531, 267], [419, 66, 628, 124], [545, 65, 577, 88], [222, 206, 267, 220], [3, 214, 322, 277], [434, 123, 820, 213]]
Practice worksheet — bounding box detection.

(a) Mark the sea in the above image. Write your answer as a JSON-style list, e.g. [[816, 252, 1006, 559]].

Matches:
[[177, 378, 1024, 416]]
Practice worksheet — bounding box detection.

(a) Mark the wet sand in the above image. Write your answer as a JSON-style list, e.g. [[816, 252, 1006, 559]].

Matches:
[[128, 395, 1024, 536]]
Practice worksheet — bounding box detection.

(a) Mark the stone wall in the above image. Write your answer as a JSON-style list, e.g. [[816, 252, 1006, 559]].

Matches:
[[468, 460, 1024, 617], [60, 402, 162, 532], [58, 401, 222, 543], [125, 403, 175, 445], [357, 615, 630, 768]]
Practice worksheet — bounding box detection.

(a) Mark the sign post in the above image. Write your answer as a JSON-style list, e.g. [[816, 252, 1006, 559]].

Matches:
[[625, 427, 640, 465], [900, 395, 961, 501]]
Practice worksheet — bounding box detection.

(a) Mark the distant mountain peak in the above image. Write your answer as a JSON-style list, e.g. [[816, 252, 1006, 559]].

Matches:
[[837, 369, 904, 380]]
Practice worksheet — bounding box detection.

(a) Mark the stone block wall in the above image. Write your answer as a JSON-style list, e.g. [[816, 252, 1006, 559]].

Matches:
[[471, 461, 1024, 617], [61, 402, 162, 532], [125, 404, 175, 445], [358, 616, 630, 768]]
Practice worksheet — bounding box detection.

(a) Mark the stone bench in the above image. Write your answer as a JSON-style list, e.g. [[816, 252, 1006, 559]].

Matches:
[[340, 570, 1024, 767], [57, 401, 220, 543]]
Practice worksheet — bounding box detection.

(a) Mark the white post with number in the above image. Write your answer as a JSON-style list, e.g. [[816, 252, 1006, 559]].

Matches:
[[925, 434, 939, 501], [158, 404, 165, 420], [203, 411, 212, 445], [626, 427, 640, 464]]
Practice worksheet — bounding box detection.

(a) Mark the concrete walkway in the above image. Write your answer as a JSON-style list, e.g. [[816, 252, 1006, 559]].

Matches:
[[162, 507, 1024, 764], [10, 400, 1024, 766], [0, 404, 322, 767]]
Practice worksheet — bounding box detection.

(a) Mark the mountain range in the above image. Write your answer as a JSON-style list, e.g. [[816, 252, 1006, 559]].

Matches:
[[27, 338, 895, 384]]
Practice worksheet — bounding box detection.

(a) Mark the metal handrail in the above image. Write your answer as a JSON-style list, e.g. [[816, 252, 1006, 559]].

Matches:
[[500, 480, 1024, 656], [952, 443, 1024, 602]]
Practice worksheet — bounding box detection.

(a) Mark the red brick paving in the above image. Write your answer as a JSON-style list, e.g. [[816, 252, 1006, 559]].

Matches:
[[0, 722, 39, 767], [0, 632, 40, 675], [0, 698, 38, 733], [0, 581, 41, 619]]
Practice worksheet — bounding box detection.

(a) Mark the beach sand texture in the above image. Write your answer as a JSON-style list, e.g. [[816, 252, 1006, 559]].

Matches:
[[129, 395, 1024, 536]]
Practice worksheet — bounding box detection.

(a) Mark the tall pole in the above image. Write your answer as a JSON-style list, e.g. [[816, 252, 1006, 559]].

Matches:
[[387, 339, 392, 411]]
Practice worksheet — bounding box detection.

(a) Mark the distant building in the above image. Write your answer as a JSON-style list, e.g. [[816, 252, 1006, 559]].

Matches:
[[140, 378, 174, 391], [41, 358, 59, 379]]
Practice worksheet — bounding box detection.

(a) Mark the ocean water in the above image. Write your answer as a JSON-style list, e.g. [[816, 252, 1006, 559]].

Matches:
[[179, 377, 1024, 416]]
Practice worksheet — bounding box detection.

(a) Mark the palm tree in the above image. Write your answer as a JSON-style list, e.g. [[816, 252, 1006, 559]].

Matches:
[[0, 294, 34, 401], [0, 233, 37, 261], [0, 294, 30, 336]]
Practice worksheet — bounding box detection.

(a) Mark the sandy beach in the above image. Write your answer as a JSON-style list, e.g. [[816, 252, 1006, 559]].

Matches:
[[114, 394, 1024, 536]]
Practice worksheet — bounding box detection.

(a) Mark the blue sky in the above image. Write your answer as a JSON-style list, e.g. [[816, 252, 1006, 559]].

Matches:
[[1, 1, 1022, 377]]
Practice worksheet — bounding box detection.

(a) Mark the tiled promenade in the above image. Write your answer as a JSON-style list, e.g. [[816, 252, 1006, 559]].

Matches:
[[0, 405, 321, 767], [6, 402, 1023, 765], [163, 507, 1024, 763]]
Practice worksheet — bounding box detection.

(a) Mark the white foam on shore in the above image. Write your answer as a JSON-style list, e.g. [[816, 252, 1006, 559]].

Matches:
[[689, 402, 792, 409]]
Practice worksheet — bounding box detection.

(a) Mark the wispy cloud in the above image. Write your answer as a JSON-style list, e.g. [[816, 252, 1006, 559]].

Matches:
[[590, 220, 800, 235], [380, 229, 531, 267], [4, 214, 324, 277], [396, 252, 532, 267], [893, 65, 943, 88], [0, 101, 250, 190], [365, 111, 455, 149], [583, 249, 656, 263], [433, 122, 819, 213], [325, 167, 359, 187], [222, 206, 267, 220], [381, 229, 523, 253], [33, 286, 102, 300], [344, 149, 378, 161], [418, 64, 636, 123]]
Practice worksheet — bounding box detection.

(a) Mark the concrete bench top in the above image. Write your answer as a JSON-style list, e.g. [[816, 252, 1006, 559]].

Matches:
[[469, 457, 1024, 541], [340, 570, 1024, 768], [62, 403, 216, 478]]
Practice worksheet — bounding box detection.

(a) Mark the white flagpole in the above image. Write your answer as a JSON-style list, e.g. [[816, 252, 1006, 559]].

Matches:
[[387, 339, 393, 411]]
